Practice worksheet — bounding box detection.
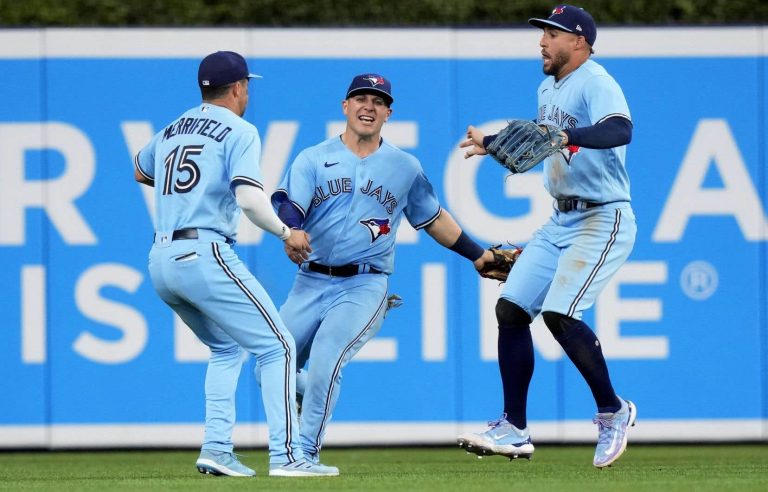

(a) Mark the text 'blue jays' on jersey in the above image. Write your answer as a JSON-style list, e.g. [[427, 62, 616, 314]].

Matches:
[[536, 59, 632, 203], [134, 103, 264, 240], [272, 136, 441, 274]]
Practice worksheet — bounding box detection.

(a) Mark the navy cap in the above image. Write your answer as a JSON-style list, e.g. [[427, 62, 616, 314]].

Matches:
[[198, 51, 261, 89], [529, 5, 597, 47], [346, 74, 393, 106]]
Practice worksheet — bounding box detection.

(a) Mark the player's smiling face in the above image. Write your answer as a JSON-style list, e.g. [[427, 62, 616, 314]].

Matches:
[[343, 93, 391, 139]]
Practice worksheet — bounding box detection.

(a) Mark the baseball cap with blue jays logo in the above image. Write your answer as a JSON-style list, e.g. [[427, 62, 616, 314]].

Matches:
[[529, 5, 597, 47], [198, 51, 262, 89], [346, 73, 394, 107]]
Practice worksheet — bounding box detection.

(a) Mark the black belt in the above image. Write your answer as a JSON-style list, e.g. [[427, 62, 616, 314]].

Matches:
[[556, 199, 603, 212], [155, 228, 234, 245], [307, 261, 381, 277]]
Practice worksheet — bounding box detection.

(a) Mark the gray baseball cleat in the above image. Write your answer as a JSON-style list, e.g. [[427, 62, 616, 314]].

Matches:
[[269, 458, 339, 477], [457, 414, 534, 460], [593, 397, 637, 468], [196, 449, 255, 477]]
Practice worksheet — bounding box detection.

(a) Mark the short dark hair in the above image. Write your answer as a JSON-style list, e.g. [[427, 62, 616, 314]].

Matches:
[[201, 82, 234, 100]]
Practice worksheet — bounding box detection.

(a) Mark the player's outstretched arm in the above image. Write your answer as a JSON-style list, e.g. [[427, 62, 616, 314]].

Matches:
[[235, 184, 292, 239], [424, 209, 490, 270]]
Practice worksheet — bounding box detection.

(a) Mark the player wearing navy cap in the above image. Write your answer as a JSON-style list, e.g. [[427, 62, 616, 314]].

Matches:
[[268, 73, 494, 472], [134, 51, 338, 477], [458, 5, 637, 467]]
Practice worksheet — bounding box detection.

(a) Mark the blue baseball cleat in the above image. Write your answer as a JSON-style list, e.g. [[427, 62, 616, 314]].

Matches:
[[269, 458, 340, 477], [593, 397, 637, 468], [457, 414, 535, 460], [196, 449, 255, 477]]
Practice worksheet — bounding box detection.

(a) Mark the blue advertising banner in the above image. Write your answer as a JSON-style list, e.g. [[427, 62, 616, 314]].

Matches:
[[0, 27, 765, 448]]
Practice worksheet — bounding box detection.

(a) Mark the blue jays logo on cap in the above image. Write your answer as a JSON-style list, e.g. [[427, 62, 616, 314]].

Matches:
[[360, 217, 391, 243], [198, 51, 262, 89], [529, 5, 597, 47], [346, 73, 394, 106], [363, 75, 385, 86]]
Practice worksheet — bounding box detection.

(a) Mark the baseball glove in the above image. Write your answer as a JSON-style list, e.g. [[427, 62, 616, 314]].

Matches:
[[486, 119, 566, 174], [478, 245, 523, 282], [384, 293, 403, 318]]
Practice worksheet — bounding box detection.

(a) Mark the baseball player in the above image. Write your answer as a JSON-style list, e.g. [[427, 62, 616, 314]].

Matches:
[[133, 51, 336, 477], [269, 73, 494, 472], [457, 5, 637, 467]]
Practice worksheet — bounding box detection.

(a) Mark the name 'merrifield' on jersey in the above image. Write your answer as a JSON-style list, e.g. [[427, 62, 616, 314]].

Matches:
[[538, 104, 578, 129], [312, 177, 398, 214], [162, 117, 233, 142]]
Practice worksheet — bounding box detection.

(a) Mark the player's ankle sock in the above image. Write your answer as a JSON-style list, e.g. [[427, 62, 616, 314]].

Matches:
[[553, 320, 620, 413], [498, 323, 534, 429]]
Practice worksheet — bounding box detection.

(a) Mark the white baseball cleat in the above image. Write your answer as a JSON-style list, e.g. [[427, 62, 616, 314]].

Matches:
[[458, 414, 534, 460]]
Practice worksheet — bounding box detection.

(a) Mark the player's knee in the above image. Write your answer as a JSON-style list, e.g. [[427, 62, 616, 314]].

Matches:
[[542, 311, 576, 338], [496, 298, 532, 327]]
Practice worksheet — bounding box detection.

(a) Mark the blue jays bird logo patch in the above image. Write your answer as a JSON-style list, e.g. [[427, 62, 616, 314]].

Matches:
[[360, 218, 391, 243], [561, 144, 581, 164], [362, 75, 385, 87]]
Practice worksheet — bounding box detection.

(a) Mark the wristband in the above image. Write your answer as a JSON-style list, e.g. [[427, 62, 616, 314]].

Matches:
[[449, 231, 485, 261]]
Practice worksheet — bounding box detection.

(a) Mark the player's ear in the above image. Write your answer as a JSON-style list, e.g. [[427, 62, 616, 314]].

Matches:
[[232, 79, 245, 97]]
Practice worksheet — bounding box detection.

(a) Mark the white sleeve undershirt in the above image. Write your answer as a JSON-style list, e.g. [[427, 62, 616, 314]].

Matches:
[[235, 185, 291, 241]]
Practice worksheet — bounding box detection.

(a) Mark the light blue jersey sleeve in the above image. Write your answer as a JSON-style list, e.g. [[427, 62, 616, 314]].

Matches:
[[134, 131, 162, 183], [228, 129, 264, 189], [404, 170, 441, 230], [583, 74, 631, 124], [272, 148, 317, 218]]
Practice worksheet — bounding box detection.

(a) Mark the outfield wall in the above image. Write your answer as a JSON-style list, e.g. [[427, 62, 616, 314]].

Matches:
[[0, 27, 766, 448]]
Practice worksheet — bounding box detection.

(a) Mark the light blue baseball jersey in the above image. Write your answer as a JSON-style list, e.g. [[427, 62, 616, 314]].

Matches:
[[273, 136, 441, 274], [536, 59, 632, 203], [134, 103, 263, 240], [137, 102, 303, 463]]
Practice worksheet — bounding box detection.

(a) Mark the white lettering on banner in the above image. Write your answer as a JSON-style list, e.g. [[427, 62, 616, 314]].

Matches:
[[0, 122, 96, 245], [479, 278, 562, 361], [356, 336, 397, 361], [237, 121, 300, 244], [21, 266, 46, 364], [596, 262, 669, 359], [73, 264, 148, 364], [121, 122, 157, 226], [174, 314, 209, 362], [444, 120, 553, 245], [422, 263, 447, 361], [653, 119, 768, 242]]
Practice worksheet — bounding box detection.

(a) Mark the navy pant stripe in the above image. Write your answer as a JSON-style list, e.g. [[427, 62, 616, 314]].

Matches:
[[313, 293, 388, 451], [567, 209, 622, 318], [211, 242, 296, 462]]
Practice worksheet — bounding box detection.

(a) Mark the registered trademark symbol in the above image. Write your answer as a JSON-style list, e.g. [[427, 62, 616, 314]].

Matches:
[[680, 261, 718, 300]]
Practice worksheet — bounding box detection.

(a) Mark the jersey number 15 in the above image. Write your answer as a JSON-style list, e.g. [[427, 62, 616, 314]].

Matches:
[[162, 144, 204, 195]]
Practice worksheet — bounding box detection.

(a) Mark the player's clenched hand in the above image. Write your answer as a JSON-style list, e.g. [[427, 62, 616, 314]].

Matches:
[[284, 230, 312, 265], [460, 125, 488, 158], [472, 249, 495, 272]]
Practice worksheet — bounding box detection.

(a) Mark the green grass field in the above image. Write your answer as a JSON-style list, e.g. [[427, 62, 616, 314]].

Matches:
[[1, 445, 766, 491]]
